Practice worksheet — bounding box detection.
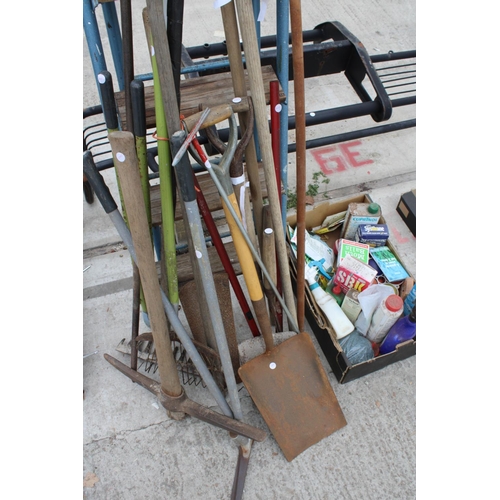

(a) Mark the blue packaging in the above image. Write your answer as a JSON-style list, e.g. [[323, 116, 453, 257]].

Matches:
[[355, 224, 390, 247], [403, 284, 416, 315]]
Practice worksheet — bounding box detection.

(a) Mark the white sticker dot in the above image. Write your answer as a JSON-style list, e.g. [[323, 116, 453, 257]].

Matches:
[[195, 250, 202, 259], [150, 45, 155, 56], [116, 152, 126, 162], [98, 74, 106, 84], [232, 97, 242, 103], [310, 112, 316, 117], [269, 362, 276, 370], [274, 104, 282, 113]]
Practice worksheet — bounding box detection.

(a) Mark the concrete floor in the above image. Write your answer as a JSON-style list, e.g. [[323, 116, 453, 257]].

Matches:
[[83, 1, 416, 499]]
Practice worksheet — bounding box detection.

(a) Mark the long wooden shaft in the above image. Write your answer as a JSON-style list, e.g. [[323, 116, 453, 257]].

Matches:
[[144, 3, 217, 351], [220, 2, 264, 245], [290, 0, 306, 331], [222, 194, 274, 352], [234, 0, 297, 327], [109, 131, 183, 400]]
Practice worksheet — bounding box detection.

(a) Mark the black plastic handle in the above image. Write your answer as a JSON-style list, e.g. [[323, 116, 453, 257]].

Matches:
[[171, 131, 196, 203], [130, 79, 146, 138], [83, 151, 118, 214], [98, 71, 119, 130]]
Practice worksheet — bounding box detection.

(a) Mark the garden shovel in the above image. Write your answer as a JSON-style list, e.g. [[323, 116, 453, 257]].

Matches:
[[191, 113, 347, 461]]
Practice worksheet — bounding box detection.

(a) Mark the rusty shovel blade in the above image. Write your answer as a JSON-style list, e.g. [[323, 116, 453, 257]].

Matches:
[[238, 333, 347, 461]]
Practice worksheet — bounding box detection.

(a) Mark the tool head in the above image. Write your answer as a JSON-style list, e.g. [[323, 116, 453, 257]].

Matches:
[[171, 107, 211, 167], [238, 332, 347, 461], [187, 113, 239, 195]]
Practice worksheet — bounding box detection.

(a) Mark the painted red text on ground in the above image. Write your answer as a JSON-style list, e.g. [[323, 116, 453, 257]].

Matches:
[[311, 140, 373, 175]]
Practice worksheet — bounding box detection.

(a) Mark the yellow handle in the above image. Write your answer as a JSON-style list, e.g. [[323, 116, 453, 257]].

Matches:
[[222, 193, 263, 302]]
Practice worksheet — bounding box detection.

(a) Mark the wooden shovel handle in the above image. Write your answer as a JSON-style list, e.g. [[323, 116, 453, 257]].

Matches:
[[222, 192, 274, 352], [109, 130, 183, 399], [234, 0, 298, 327]]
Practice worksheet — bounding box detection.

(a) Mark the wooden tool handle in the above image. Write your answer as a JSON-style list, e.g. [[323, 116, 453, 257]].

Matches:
[[221, 1, 264, 242], [262, 227, 277, 293], [109, 131, 183, 400], [290, 0, 307, 332], [222, 193, 274, 352], [234, 0, 298, 326], [183, 103, 233, 131]]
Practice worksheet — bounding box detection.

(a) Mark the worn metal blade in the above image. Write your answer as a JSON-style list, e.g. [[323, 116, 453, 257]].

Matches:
[[238, 332, 347, 461]]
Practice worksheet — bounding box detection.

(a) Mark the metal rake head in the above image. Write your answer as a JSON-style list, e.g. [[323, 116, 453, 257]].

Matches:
[[115, 333, 226, 392]]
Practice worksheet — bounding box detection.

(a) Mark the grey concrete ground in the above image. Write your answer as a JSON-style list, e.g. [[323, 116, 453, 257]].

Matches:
[[83, 1, 416, 499]]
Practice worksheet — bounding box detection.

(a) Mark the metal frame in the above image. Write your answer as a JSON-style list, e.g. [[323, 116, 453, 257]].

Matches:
[[83, 3, 416, 204]]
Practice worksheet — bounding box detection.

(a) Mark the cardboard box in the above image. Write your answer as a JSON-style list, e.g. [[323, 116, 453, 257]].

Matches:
[[396, 190, 416, 236], [287, 193, 416, 384]]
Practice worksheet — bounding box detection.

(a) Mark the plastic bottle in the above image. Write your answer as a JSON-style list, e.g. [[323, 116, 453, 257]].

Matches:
[[379, 305, 416, 355], [305, 266, 355, 339], [366, 294, 404, 344]]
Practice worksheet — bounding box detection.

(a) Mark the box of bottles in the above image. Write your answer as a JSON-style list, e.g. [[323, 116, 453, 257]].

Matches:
[[287, 193, 416, 384]]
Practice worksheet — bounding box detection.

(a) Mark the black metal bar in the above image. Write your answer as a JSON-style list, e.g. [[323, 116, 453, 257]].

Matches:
[[288, 119, 416, 152], [288, 96, 416, 130], [185, 29, 326, 59], [384, 81, 416, 91], [370, 50, 416, 63], [376, 65, 416, 75], [379, 74, 416, 84], [83, 105, 103, 119], [167, 0, 184, 107], [387, 89, 416, 97], [121, 0, 134, 132]]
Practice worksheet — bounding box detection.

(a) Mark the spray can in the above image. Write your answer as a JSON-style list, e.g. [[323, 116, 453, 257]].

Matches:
[[366, 294, 404, 343], [340, 202, 382, 241]]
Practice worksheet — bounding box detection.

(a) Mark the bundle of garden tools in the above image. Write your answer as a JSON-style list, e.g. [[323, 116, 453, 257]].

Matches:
[[83, 1, 346, 498]]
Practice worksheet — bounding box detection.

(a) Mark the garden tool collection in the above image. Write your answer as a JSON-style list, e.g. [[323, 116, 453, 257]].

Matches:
[[83, 148, 265, 443], [84, 0, 348, 497]]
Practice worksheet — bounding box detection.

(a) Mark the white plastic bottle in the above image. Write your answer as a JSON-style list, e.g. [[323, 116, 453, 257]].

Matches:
[[366, 294, 404, 343], [305, 265, 355, 339]]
